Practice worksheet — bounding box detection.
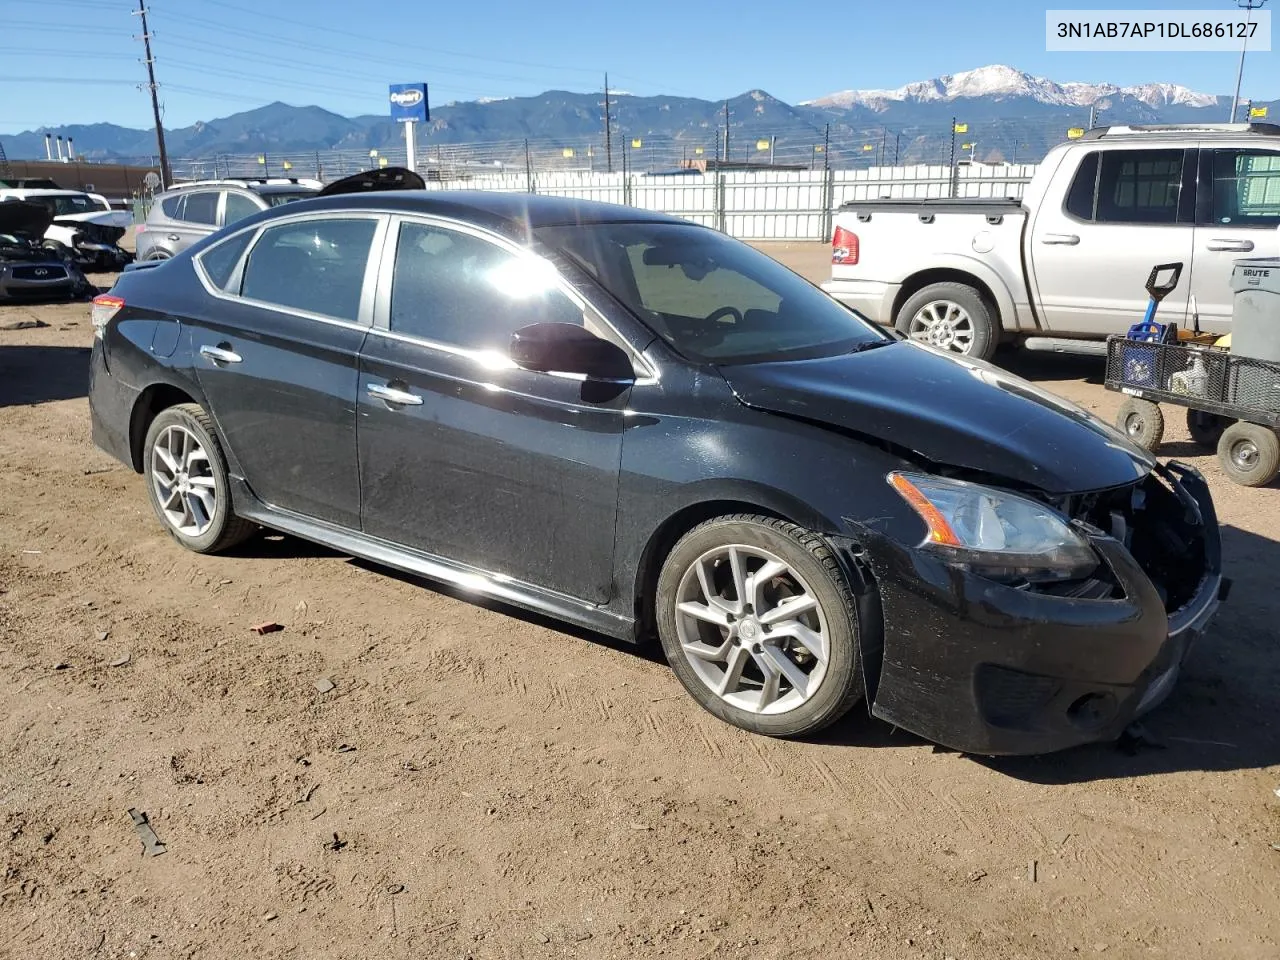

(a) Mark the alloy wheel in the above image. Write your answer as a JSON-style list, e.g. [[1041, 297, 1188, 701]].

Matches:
[[673, 544, 830, 715], [150, 424, 217, 537], [909, 300, 975, 353]]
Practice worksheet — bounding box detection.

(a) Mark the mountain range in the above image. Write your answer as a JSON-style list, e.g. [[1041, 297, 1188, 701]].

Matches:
[[3, 65, 1274, 167]]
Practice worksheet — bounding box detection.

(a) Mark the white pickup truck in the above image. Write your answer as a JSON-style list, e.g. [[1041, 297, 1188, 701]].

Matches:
[[821, 122, 1280, 360]]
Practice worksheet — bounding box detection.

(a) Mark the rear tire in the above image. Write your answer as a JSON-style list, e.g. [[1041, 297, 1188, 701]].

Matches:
[[1217, 421, 1280, 487], [143, 403, 256, 553], [895, 282, 997, 361], [655, 514, 863, 738], [1186, 409, 1229, 448], [1115, 398, 1164, 451]]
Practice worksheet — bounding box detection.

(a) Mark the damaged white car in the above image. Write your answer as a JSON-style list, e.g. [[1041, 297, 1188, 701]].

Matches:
[[0, 189, 134, 271]]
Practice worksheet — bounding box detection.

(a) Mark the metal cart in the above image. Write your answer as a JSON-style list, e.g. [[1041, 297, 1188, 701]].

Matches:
[[1104, 262, 1280, 487]]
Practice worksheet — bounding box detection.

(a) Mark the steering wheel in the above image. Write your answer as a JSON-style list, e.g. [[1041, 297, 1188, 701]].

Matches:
[[705, 306, 743, 326]]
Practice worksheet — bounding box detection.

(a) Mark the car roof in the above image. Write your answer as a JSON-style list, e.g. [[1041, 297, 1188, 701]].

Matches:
[[281, 190, 693, 234], [0, 188, 91, 198]]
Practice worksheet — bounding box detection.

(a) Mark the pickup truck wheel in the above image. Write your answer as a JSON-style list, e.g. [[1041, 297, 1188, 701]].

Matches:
[[1217, 422, 1280, 487], [895, 283, 996, 360], [1115, 398, 1164, 450]]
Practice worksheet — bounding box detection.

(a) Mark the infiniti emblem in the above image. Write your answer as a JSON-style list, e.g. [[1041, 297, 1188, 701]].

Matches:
[[34, 268, 48, 277]]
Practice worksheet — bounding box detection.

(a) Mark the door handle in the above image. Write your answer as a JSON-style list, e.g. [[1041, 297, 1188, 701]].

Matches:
[[166, 234, 180, 242], [1206, 238, 1255, 252], [199, 344, 242, 364], [367, 382, 423, 406], [1041, 233, 1080, 245]]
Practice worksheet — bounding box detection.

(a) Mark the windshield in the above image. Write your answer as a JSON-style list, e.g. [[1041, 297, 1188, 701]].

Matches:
[[263, 190, 319, 207], [29, 193, 100, 217], [536, 221, 889, 364]]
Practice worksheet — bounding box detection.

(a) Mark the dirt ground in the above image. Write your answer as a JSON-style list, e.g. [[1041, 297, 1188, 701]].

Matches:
[[1, 244, 1278, 960]]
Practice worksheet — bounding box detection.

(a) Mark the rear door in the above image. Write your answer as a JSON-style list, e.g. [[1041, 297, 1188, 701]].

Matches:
[[165, 189, 221, 255], [1028, 146, 1196, 334], [356, 216, 633, 602], [1188, 145, 1280, 332], [188, 212, 385, 528]]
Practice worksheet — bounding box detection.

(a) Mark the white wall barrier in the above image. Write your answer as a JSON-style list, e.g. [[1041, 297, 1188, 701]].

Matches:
[[419, 164, 1038, 241]]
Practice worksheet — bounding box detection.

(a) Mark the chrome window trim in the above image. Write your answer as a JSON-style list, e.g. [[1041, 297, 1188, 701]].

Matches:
[[192, 210, 390, 330], [371, 212, 658, 384]]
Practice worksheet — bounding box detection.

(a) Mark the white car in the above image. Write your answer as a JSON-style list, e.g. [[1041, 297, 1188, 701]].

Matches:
[[0, 188, 134, 270]]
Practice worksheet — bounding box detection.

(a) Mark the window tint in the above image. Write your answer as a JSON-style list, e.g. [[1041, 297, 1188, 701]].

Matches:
[[240, 218, 377, 322], [389, 222, 584, 351], [160, 194, 183, 219], [1091, 149, 1184, 225], [1211, 149, 1280, 227], [222, 191, 260, 225], [181, 191, 219, 225], [1064, 152, 1099, 220], [198, 230, 254, 290]]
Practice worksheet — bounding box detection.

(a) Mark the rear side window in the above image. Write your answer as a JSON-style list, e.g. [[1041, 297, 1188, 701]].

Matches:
[[181, 191, 219, 225], [1211, 149, 1280, 227], [222, 191, 260, 225], [198, 230, 254, 290], [240, 217, 377, 322], [160, 194, 184, 219], [1066, 149, 1185, 225]]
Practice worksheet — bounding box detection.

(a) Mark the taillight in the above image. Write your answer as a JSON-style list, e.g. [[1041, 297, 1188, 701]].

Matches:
[[91, 294, 124, 339], [832, 226, 859, 265]]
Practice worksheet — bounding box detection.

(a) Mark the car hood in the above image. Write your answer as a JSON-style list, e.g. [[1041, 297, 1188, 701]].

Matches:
[[53, 210, 134, 229], [718, 340, 1154, 495], [0, 200, 54, 238]]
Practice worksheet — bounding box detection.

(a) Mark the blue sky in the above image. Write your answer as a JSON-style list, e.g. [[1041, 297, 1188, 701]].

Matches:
[[1, 0, 1277, 135]]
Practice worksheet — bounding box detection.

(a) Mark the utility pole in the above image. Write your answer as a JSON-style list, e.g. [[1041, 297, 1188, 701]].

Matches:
[[602, 72, 613, 173], [894, 131, 901, 164], [822, 122, 830, 170], [132, 0, 170, 189], [722, 102, 730, 162], [1231, 0, 1268, 122], [879, 127, 887, 166]]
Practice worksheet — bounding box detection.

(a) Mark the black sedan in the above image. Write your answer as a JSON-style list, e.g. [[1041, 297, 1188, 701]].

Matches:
[[87, 182, 1226, 755]]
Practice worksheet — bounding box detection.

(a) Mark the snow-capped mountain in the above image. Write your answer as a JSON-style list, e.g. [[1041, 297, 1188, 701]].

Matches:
[[803, 64, 1219, 111]]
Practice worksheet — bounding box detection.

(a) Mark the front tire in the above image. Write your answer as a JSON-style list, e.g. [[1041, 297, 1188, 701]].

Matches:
[[655, 515, 863, 738], [143, 403, 256, 553], [1217, 421, 1280, 487], [895, 281, 997, 361], [1115, 397, 1164, 450]]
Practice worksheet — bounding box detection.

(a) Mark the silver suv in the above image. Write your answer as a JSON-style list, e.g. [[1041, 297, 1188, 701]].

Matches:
[[136, 177, 323, 261]]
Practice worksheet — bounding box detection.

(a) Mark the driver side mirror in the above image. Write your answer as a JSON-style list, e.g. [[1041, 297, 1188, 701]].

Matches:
[[510, 323, 635, 381]]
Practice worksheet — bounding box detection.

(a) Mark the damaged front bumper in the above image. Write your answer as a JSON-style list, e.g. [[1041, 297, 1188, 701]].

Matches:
[[839, 462, 1224, 756]]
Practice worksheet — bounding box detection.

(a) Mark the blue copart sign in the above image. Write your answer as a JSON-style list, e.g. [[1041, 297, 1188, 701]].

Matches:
[[389, 83, 429, 123]]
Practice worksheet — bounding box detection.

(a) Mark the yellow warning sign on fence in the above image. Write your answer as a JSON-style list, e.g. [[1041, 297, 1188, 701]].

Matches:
[[1251, 106, 1269, 118], [631, 138, 642, 149], [953, 122, 968, 134], [562, 148, 574, 157], [1067, 128, 1085, 139]]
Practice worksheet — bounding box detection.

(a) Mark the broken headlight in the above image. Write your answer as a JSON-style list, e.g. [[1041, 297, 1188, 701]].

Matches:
[[888, 472, 1097, 582]]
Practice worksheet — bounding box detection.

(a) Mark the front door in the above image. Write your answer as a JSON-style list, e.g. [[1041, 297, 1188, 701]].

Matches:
[[189, 213, 384, 528], [356, 217, 631, 602], [1028, 146, 1196, 335], [1188, 145, 1280, 333]]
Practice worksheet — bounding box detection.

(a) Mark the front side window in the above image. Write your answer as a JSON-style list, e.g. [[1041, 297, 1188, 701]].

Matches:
[[537, 221, 888, 364], [389, 221, 585, 351], [1211, 149, 1280, 227], [239, 217, 377, 323], [222, 191, 260, 225], [181, 191, 219, 226]]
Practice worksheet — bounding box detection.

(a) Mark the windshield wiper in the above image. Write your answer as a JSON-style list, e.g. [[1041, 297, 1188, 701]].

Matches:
[[848, 338, 895, 354]]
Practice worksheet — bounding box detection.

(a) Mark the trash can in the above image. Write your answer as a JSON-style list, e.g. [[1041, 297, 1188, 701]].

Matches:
[[1231, 258, 1280, 362]]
